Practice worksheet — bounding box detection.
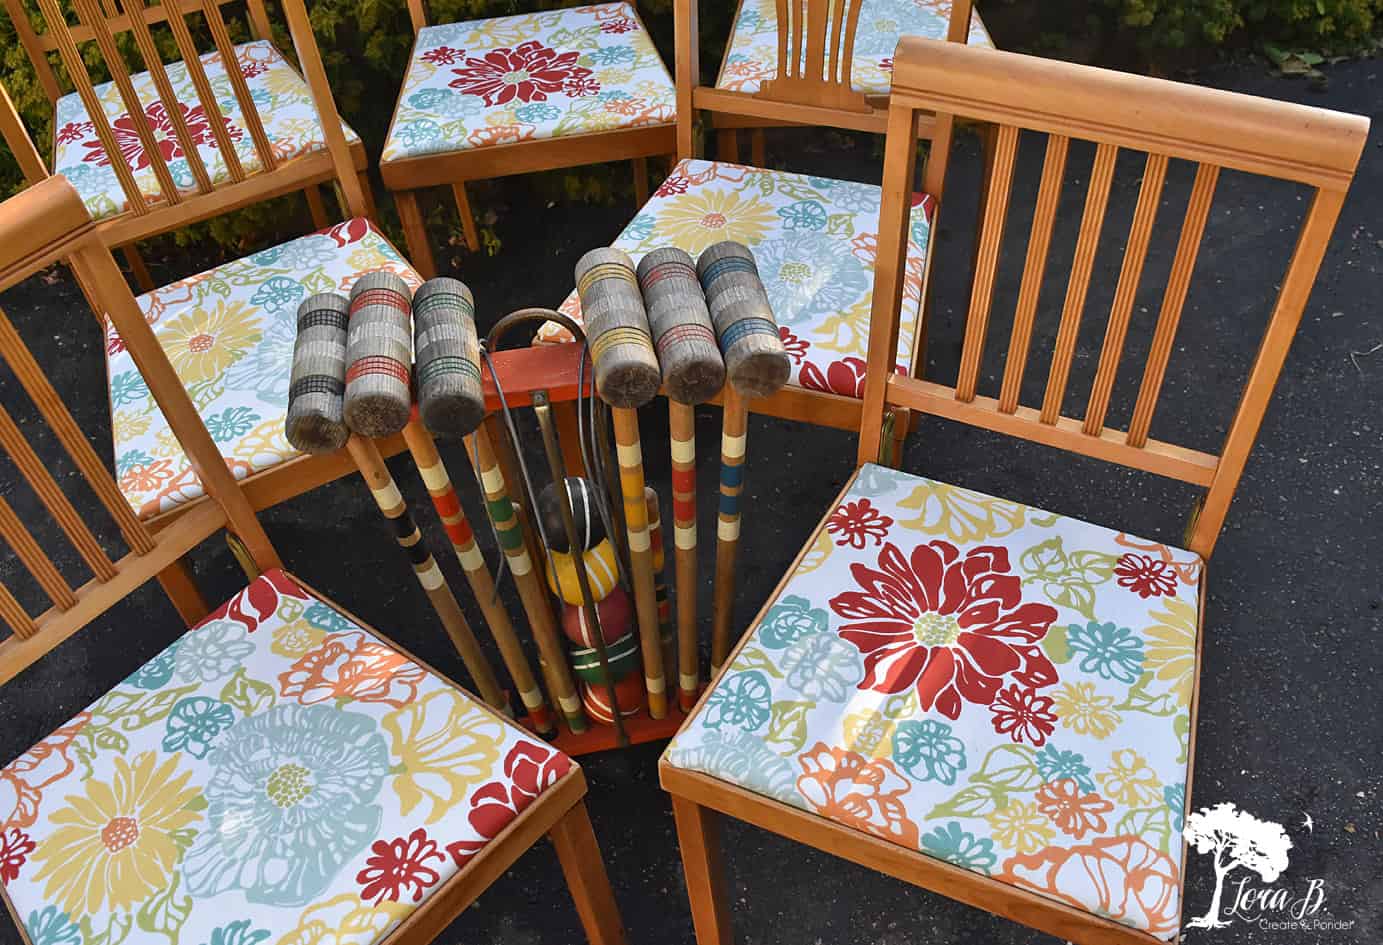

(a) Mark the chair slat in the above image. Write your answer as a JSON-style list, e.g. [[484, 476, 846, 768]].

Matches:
[[0, 495, 77, 611], [826, 0, 846, 83], [773, 0, 789, 82], [121, 0, 214, 194], [839, 0, 864, 90], [71, 0, 183, 206], [244, 0, 274, 41], [1083, 151, 1168, 435], [34, 0, 149, 214], [803, 0, 828, 83], [1127, 162, 1219, 447], [998, 133, 1068, 413], [0, 581, 36, 639], [201, 0, 277, 173], [2, 0, 61, 103], [1040, 141, 1118, 423], [164, 3, 246, 182], [0, 307, 156, 555], [789, 0, 804, 78], [0, 406, 118, 582], [956, 122, 1018, 402]]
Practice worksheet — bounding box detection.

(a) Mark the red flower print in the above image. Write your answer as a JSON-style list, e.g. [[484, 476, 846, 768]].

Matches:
[[1113, 553, 1178, 599], [56, 120, 92, 145], [563, 75, 602, 98], [600, 17, 637, 32], [235, 59, 271, 80], [0, 828, 35, 882], [81, 102, 241, 171], [107, 332, 127, 356], [421, 46, 466, 65], [505, 740, 573, 803], [800, 356, 870, 398], [1035, 779, 1113, 839], [654, 174, 690, 197], [449, 41, 594, 107], [989, 683, 1057, 745], [879, 57, 894, 73], [830, 541, 1059, 719], [446, 780, 512, 868], [356, 827, 444, 904], [779, 326, 808, 364], [322, 217, 372, 247], [827, 498, 893, 549], [446, 741, 572, 868]]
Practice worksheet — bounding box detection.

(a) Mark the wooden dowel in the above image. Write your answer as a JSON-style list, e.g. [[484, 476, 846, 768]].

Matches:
[[305, 185, 329, 228], [200, 0, 276, 173], [0, 582, 35, 640], [611, 406, 667, 718], [647, 486, 676, 688], [0, 405, 116, 582], [1084, 152, 1168, 436], [0, 494, 76, 611], [346, 434, 507, 712], [244, 0, 273, 41], [164, 2, 245, 182], [466, 424, 587, 733], [1128, 163, 1220, 448], [3, 0, 60, 103], [401, 420, 555, 735], [710, 386, 747, 672], [670, 400, 699, 710], [1040, 142, 1118, 424], [121, 0, 212, 193], [998, 134, 1068, 414], [956, 123, 1019, 402]]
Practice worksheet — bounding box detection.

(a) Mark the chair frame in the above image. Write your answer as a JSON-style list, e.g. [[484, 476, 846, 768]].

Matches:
[[0, 176, 627, 945], [378, 0, 678, 270], [0, 0, 372, 290], [661, 37, 1367, 945]]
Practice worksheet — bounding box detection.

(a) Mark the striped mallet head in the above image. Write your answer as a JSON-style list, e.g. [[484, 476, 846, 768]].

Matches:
[[344, 271, 413, 437], [287, 292, 350, 454], [636, 247, 726, 404], [575, 247, 661, 408], [697, 241, 790, 399], [413, 277, 485, 438]]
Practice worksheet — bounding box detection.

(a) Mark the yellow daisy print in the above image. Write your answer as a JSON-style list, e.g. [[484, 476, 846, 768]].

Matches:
[[111, 409, 151, 444], [1097, 748, 1162, 807], [1052, 681, 1121, 739], [276, 892, 411, 945], [161, 301, 262, 386], [986, 800, 1055, 855], [30, 752, 201, 915], [654, 188, 777, 253], [382, 689, 505, 825], [1143, 597, 1198, 703]]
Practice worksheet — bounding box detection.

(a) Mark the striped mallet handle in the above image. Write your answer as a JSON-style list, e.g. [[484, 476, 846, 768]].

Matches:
[[669, 401, 699, 710], [710, 386, 748, 673], [611, 407, 668, 719], [645, 486, 675, 692], [401, 419, 555, 735], [345, 434, 507, 712], [465, 423, 588, 734]]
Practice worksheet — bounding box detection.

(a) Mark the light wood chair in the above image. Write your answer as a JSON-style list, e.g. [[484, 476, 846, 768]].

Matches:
[[0, 175, 626, 945], [0, 0, 372, 291], [379, 0, 677, 272], [541, 0, 977, 451], [659, 38, 1366, 945]]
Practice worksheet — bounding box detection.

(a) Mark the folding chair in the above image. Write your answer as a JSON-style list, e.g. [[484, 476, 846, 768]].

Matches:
[[0, 176, 625, 945], [659, 38, 1367, 944]]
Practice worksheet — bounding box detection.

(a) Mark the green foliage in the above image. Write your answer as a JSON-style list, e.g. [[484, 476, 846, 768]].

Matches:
[[1101, 0, 1379, 50]]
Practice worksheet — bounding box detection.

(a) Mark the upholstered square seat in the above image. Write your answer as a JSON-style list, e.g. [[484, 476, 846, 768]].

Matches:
[[716, 0, 992, 98], [52, 40, 362, 221], [665, 464, 1201, 940], [105, 219, 419, 517], [538, 159, 934, 398], [381, 2, 675, 163], [0, 570, 573, 945]]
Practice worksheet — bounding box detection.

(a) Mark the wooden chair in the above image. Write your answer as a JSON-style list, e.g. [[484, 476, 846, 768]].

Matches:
[[659, 38, 1367, 945], [0, 175, 626, 945], [539, 0, 977, 449], [378, 0, 677, 272], [0, 0, 372, 291]]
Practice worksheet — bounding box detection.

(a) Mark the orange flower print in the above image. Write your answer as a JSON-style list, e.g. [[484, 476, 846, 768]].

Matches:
[[0, 713, 89, 832], [997, 836, 1182, 937], [278, 630, 427, 707], [119, 458, 176, 495], [796, 743, 919, 847], [1035, 779, 1114, 839]]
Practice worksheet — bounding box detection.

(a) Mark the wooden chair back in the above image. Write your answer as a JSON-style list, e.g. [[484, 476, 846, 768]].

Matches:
[[0, 0, 367, 222], [860, 38, 1368, 558], [0, 175, 280, 684], [676, 0, 975, 154]]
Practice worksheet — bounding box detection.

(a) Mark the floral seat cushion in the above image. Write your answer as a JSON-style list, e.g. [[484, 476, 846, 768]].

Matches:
[[716, 0, 992, 99], [381, 2, 675, 162], [665, 464, 1201, 940], [53, 41, 362, 222], [537, 159, 933, 398], [107, 218, 419, 517], [0, 570, 573, 945]]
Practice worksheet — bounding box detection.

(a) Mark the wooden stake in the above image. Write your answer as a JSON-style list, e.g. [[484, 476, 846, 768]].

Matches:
[[669, 400, 700, 710], [611, 407, 667, 718], [711, 386, 748, 672]]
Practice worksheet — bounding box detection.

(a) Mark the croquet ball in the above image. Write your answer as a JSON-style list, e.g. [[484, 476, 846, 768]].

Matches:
[[539, 477, 606, 552], [562, 585, 631, 646], [570, 631, 641, 684], [580, 674, 644, 725], [546, 539, 620, 604]]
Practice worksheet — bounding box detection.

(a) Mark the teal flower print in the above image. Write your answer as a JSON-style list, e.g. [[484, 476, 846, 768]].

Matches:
[[407, 88, 453, 111], [116, 448, 155, 476], [225, 318, 294, 406], [590, 45, 636, 66], [891, 719, 966, 785], [1067, 621, 1145, 684], [174, 621, 255, 683], [1035, 744, 1096, 793], [163, 696, 236, 758], [304, 601, 353, 633], [124, 639, 179, 689], [703, 671, 771, 731], [516, 103, 562, 122], [397, 119, 444, 150], [758, 594, 827, 649], [204, 919, 270, 945], [777, 199, 828, 231], [920, 822, 997, 874], [183, 704, 389, 906], [624, 212, 655, 241], [853, 464, 908, 498], [110, 370, 150, 407], [780, 632, 861, 702], [666, 729, 800, 804], [205, 406, 261, 442], [1164, 782, 1186, 833], [25, 907, 81, 945], [249, 276, 304, 314]]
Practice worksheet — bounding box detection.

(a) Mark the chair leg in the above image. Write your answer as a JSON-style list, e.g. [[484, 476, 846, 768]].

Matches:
[[357, 171, 379, 220], [750, 129, 766, 167], [632, 157, 649, 206], [671, 796, 734, 945], [394, 189, 438, 278], [451, 182, 481, 253], [121, 244, 154, 292], [553, 400, 587, 476], [304, 184, 329, 228], [717, 129, 739, 163], [548, 800, 628, 945], [156, 559, 209, 626]]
